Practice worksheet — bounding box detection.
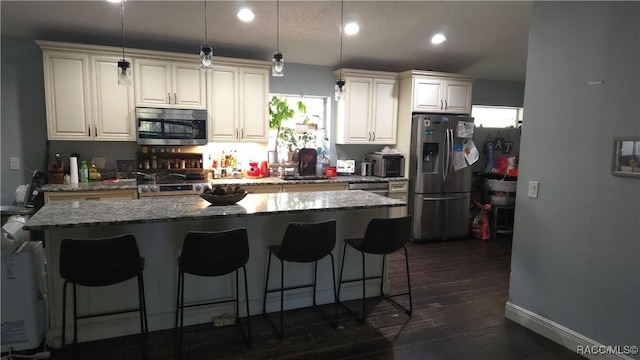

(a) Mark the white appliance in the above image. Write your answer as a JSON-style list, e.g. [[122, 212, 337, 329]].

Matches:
[[336, 160, 355, 175], [1, 241, 47, 352]]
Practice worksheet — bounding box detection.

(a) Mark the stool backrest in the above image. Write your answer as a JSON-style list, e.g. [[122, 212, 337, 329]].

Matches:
[[279, 220, 336, 263], [362, 216, 412, 254], [180, 228, 249, 276], [60, 234, 142, 287]]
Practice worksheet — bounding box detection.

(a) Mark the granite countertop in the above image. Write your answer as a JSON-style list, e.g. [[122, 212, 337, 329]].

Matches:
[[41, 176, 408, 192], [24, 190, 405, 230]]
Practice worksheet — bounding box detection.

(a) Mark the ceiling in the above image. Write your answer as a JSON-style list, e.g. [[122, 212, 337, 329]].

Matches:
[[0, 1, 532, 82]]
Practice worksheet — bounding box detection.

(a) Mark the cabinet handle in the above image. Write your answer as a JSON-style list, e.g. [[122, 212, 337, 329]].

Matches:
[[84, 197, 100, 201], [88, 126, 91, 137], [174, 93, 177, 104], [368, 132, 372, 141], [440, 100, 444, 110], [372, 132, 376, 141], [240, 128, 244, 139], [95, 125, 98, 136], [167, 93, 171, 104], [235, 128, 239, 139], [444, 100, 448, 109]]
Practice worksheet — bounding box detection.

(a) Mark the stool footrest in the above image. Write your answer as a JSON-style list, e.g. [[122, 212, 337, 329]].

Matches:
[[265, 283, 315, 294], [76, 307, 143, 320], [180, 297, 238, 311]]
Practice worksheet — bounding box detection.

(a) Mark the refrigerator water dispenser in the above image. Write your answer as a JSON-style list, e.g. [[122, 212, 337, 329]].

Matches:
[[422, 143, 439, 173]]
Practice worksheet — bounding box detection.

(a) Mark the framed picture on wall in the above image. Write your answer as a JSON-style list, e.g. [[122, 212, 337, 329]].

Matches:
[[611, 137, 640, 177]]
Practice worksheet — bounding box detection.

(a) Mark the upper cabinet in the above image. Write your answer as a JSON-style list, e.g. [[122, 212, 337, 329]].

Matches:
[[401, 71, 473, 114], [134, 59, 206, 109], [334, 69, 398, 145], [39, 43, 135, 141], [208, 62, 269, 143]]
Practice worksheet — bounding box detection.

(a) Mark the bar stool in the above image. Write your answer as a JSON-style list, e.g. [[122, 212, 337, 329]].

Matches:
[[337, 216, 412, 323], [176, 228, 251, 350], [59, 233, 148, 347], [262, 220, 338, 337]]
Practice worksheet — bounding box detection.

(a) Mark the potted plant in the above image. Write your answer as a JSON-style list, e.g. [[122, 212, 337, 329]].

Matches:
[[268, 95, 295, 163]]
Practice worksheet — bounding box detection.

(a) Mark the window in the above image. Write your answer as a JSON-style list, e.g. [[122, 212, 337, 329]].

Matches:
[[471, 105, 523, 128], [268, 94, 331, 162]]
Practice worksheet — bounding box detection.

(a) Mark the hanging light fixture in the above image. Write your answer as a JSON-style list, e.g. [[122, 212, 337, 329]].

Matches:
[[200, 0, 213, 70], [335, 0, 345, 101], [117, 0, 131, 86], [272, 0, 284, 77]]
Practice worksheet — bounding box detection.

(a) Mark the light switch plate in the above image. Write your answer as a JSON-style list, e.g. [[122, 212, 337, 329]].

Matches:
[[528, 181, 539, 198], [9, 157, 20, 170]]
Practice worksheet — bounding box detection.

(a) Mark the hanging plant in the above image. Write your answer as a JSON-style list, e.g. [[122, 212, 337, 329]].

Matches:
[[268, 96, 295, 152]]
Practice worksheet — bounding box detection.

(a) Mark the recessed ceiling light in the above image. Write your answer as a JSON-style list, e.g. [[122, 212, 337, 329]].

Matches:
[[106, 0, 122, 3], [344, 22, 360, 36], [237, 8, 255, 22], [431, 33, 447, 45]]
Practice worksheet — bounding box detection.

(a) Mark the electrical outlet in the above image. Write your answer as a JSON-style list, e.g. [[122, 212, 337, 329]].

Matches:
[[528, 181, 539, 198], [9, 157, 20, 170]]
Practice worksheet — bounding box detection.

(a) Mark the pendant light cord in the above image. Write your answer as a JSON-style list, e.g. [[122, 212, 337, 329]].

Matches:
[[120, 0, 126, 60], [339, 0, 344, 79], [276, 0, 280, 51], [204, 0, 208, 46]]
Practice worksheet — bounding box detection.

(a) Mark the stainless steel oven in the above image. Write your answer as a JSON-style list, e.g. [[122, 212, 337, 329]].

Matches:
[[138, 182, 208, 197], [136, 107, 207, 146]]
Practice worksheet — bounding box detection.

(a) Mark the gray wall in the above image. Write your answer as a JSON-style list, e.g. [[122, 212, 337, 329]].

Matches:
[[472, 79, 525, 107], [509, 1, 639, 352], [1, 38, 48, 205]]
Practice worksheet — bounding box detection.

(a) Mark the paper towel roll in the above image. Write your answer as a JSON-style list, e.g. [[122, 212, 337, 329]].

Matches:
[[70, 157, 79, 185]]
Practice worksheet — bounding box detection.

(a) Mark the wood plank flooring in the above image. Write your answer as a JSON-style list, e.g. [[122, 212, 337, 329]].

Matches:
[[49, 236, 585, 360]]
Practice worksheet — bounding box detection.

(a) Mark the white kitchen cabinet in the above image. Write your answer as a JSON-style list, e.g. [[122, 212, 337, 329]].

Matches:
[[281, 183, 348, 193], [134, 59, 206, 109], [42, 51, 92, 140], [388, 180, 408, 218], [411, 75, 472, 114], [334, 69, 398, 144], [44, 189, 138, 204], [91, 55, 136, 141], [208, 64, 269, 142], [41, 49, 135, 141]]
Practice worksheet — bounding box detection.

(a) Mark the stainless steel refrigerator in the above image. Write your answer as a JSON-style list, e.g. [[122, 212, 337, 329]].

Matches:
[[409, 113, 474, 240]]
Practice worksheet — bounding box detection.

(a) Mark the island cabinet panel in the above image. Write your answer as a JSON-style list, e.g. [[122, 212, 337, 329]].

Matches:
[[242, 184, 282, 194], [44, 190, 138, 204], [134, 59, 206, 109], [388, 180, 409, 217], [208, 65, 269, 143], [334, 69, 398, 145]]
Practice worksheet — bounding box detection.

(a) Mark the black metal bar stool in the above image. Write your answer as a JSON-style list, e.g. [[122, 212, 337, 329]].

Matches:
[[176, 228, 251, 351], [337, 216, 413, 323], [262, 220, 338, 337], [59, 234, 148, 347]]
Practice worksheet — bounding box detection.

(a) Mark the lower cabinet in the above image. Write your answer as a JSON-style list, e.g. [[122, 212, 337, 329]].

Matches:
[[242, 184, 282, 194], [44, 190, 138, 204], [281, 183, 349, 193], [388, 180, 409, 217]]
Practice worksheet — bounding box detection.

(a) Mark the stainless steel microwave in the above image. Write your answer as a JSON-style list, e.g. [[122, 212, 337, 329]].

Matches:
[[370, 152, 405, 177], [136, 107, 207, 145]]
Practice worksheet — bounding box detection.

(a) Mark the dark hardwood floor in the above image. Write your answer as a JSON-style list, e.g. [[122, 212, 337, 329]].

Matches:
[[50, 236, 585, 360]]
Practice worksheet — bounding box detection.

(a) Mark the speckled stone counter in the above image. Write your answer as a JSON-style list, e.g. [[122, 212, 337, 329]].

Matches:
[[40, 180, 137, 192], [210, 175, 407, 186], [25, 190, 403, 230], [29, 190, 404, 345]]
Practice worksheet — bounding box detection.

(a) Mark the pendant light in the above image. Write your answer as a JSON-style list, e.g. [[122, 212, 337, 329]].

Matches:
[[117, 0, 131, 86], [335, 0, 345, 101], [200, 0, 213, 70], [272, 0, 284, 77]]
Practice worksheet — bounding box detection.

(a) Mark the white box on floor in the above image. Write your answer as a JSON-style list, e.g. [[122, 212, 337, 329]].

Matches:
[[1, 241, 46, 352]]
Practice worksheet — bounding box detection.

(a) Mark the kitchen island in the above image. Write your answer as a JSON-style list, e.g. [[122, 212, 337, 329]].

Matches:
[[24, 190, 405, 345]]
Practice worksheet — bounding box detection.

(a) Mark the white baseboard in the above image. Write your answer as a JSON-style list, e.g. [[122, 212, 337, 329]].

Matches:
[[505, 302, 637, 360]]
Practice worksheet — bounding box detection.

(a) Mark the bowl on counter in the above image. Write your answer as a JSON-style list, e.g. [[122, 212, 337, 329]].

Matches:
[[200, 191, 248, 206]]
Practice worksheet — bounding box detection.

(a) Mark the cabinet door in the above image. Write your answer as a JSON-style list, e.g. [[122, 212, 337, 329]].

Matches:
[[443, 80, 472, 114], [134, 59, 171, 107], [239, 67, 269, 142], [43, 52, 92, 140], [209, 66, 238, 141], [92, 56, 136, 141], [341, 77, 373, 143], [172, 62, 206, 109], [371, 78, 397, 144], [412, 77, 443, 112]]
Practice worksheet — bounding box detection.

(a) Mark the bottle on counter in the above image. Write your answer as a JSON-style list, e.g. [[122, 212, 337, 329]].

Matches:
[[88, 161, 98, 181], [80, 160, 89, 183]]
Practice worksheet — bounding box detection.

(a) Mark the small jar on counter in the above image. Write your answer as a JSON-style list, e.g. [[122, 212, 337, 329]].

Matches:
[[151, 156, 158, 169]]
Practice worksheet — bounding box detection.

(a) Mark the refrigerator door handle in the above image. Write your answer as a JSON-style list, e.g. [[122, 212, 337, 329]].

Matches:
[[448, 128, 454, 179], [442, 129, 449, 183], [422, 196, 469, 201]]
